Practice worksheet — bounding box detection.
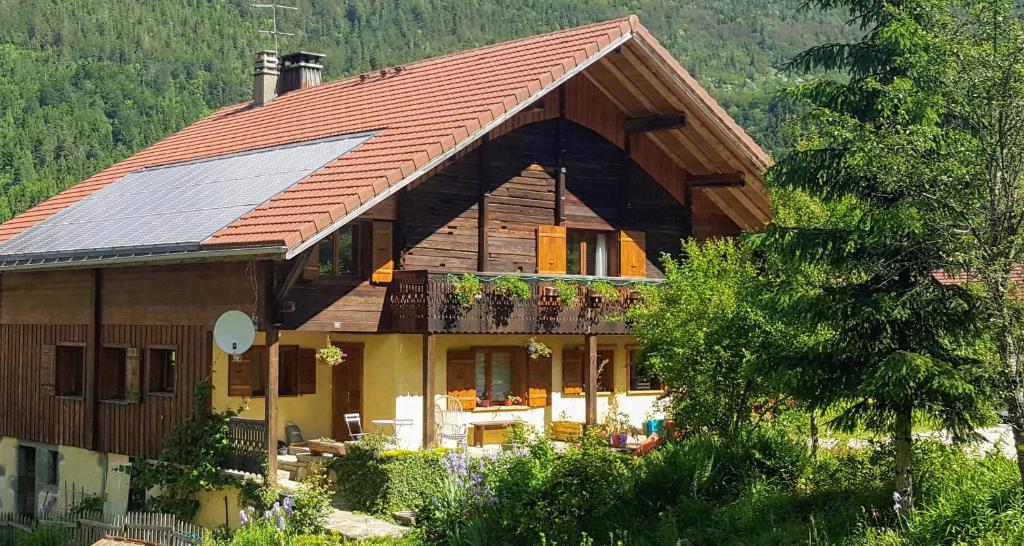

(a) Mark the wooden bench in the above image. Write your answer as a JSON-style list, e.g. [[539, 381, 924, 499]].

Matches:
[[470, 420, 518, 447]]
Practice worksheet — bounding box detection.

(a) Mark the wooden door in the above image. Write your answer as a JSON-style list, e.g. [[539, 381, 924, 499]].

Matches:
[[16, 446, 36, 517], [332, 344, 364, 441]]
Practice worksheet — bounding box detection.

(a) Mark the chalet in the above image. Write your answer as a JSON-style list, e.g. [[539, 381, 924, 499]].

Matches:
[[0, 16, 770, 522]]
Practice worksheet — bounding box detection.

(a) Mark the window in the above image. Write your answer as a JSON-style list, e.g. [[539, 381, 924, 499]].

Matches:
[[567, 230, 611, 276], [318, 224, 361, 276], [55, 345, 85, 397], [147, 347, 176, 394], [475, 351, 513, 403], [98, 347, 127, 400], [628, 348, 662, 392], [227, 345, 316, 397], [561, 348, 614, 395], [44, 449, 58, 486]]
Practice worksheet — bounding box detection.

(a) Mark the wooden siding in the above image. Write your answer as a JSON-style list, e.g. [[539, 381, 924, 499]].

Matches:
[[0, 263, 250, 457], [398, 119, 691, 278], [282, 279, 388, 332]]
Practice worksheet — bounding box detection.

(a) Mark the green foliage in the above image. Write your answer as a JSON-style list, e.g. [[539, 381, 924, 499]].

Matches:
[[553, 279, 579, 306], [68, 494, 103, 515], [492, 275, 530, 301], [451, 273, 482, 308], [0, 1, 856, 223], [627, 238, 786, 438], [330, 443, 447, 516], [587, 280, 620, 302], [121, 380, 242, 521], [2, 527, 65, 546], [315, 345, 345, 366]]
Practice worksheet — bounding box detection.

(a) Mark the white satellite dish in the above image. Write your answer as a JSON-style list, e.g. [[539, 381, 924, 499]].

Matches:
[[214, 310, 256, 356]]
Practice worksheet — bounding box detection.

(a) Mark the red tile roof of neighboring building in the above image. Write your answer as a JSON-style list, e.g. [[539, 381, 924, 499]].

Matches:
[[0, 15, 770, 259]]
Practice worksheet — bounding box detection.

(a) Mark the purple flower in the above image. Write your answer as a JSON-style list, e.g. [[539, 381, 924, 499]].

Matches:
[[283, 496, 295, 516], [275, 512, 286, 532], [238, 509, 249, 526]]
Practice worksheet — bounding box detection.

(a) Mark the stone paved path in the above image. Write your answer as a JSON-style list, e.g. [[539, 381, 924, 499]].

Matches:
[[325, 494, 409, 541]]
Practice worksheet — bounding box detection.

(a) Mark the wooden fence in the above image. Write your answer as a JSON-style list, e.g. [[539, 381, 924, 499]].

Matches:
[[0, 510, 203, 546]]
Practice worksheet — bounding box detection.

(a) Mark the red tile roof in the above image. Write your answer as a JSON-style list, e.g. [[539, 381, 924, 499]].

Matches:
[[0, 15, 769, 256]]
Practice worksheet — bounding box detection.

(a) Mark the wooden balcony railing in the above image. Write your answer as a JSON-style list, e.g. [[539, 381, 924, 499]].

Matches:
[[388, 270, 660, 335]]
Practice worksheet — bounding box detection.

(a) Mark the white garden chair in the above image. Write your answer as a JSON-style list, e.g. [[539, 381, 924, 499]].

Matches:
[[435, 395, 469, 449]]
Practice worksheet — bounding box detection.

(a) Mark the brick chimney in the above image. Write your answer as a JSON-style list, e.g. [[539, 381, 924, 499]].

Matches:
[[278, 52, 326, 94], [253, 50, 280, 107]]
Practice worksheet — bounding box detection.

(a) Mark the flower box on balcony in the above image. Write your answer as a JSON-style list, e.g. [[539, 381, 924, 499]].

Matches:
[[539, 285, 560, 307]]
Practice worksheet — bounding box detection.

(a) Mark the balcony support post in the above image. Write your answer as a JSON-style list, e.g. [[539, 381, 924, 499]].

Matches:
[[422, 333, 437, 447], [478, 136, 490, 272], [555, 85, 567, 226], [584, 333, 598, 426], [263, 261, 280, 479]]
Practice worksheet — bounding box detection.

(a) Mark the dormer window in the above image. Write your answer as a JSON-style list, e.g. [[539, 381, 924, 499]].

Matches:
[[318, 224, 360, 276]]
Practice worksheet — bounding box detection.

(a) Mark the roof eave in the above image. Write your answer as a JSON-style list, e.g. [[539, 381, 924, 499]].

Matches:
[[0, 244, 287, 273]]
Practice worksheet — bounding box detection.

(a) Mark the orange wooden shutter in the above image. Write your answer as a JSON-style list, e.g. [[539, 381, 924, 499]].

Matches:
[[371, 221, 394, 283], [125, 347, 141, 403], [619, 230, 647, 278], [561, 349, 583, 395], [227, 349, 255, 397], [297, 348, 317, 395], [527, 354, 552, 407], [446, 350, 477, 410], [537, 225, 567, 274], [41, 345, 56, 396]]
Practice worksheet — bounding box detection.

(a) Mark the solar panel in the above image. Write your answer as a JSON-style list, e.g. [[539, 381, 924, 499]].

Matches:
[[0, 132, 373, 262]]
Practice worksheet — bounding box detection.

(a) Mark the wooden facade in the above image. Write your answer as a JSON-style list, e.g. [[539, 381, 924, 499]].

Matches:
[[0, 263, 257, 459]]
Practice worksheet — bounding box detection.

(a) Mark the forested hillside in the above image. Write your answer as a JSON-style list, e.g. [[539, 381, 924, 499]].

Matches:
[[0, 0, 854, 222]]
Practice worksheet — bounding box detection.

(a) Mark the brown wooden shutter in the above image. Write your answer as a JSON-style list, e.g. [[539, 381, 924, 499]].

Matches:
[[301, 247, 320, 281], [446, 350, 477, 410], [279, 345, 299, 396], [527, 354, 552, 407], [297, 348, 317, 395], [125, 348, 141, 403], [227, 351, 254, 397], [562, 348, 583, 395], [41, 345, 56, 396], [537, 225, 567, 274], [371, 221, 394, 283], [619, 230, 647, 278]]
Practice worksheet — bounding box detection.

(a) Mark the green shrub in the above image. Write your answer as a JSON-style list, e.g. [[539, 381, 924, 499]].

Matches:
[[493, 275, 530, 301], [553, 279, 579, 305], [451, 273, 482, 307], [332, 444, 447, 515], [4, 527, 65, 546]]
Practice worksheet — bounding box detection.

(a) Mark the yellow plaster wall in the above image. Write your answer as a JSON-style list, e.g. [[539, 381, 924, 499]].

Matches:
[[211, 332, 407, 442], [102, 454, 131, 517], [211, 332, 666, 450], [0, 437, 16, 513], [56, 445, 106, 512], [195, 485, 243, 530]]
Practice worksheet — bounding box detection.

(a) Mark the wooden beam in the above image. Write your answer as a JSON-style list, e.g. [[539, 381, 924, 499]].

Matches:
[[624, 113, 686, 134], [84, 269, 101, 451], [583, 334, 598, 426], [555, 85, 567, 226], [422, 333, 436, 447], [477, 136, 490, 272], [263, 261, 279, 479], [274, 249, 312, 311], [688, 172, 746, 188], [265, 326, 280, 479]]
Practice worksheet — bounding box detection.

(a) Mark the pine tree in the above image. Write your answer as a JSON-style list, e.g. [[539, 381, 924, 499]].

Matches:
[[757, 0, 996, 509]]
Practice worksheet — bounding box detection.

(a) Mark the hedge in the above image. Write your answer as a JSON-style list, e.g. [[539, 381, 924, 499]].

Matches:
[[331, 446, 448, 516]]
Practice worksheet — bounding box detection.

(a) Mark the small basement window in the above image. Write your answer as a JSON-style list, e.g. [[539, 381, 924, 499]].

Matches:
[[98, 347, 127, 401], [147, 347, 176, 394], [55, 345, 85, 397]]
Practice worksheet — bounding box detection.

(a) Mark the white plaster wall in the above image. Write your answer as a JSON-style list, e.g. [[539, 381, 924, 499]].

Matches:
[[0, 437, 16, 513]]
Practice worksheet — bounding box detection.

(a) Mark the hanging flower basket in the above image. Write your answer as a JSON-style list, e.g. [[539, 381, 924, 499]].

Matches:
[[316, 345, 346, 367], [526, 337, 552, 359]]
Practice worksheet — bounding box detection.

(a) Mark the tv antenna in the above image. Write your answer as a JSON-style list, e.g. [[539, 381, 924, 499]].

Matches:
[[253, 3, 298, 53]]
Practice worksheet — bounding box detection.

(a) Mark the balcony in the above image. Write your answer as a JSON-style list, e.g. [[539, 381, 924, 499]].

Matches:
[[388, 270, 660, 335]]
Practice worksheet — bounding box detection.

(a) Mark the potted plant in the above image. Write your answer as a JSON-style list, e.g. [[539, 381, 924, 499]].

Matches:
[[452, 273, 483, 308], [492, 275, 530, 302], [539, 285, 559, 306], [479, 394, 491, 408], [526, 338, 552, 359], [623, 288, 643, 307], [554, 279, 579, 306], [587, 280, 620, 307], [316, 345, 346, 367], [504, 393, 522, 406]]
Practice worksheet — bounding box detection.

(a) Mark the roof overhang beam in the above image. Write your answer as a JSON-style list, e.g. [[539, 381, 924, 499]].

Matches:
[[624, 113, 686, 134]]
